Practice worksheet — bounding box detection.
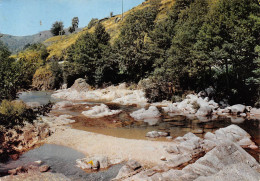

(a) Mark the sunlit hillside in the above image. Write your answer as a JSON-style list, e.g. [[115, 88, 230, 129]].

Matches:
[[43, 0, 174, 61]]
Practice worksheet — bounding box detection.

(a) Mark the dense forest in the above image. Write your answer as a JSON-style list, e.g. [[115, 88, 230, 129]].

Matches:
[[0, 0, 260, 106]]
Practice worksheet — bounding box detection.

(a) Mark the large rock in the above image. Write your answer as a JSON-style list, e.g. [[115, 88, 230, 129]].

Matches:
[[130, 106, 161, 120], [250, 108, 260, 115], [52, 101, 74, 110], [76, 155, 109, 170], [127, 141, 260, 181], [166, 132, 202, 155], [203, 124, 257, 149], [162, 94, 218, 116], [195, 163, 260, 181], [70, 78, 90, 92], [230, 104, 246, 115], [146, 131, 169, 138], [82, 104, 121, 118], [115, 160, 142, 180]]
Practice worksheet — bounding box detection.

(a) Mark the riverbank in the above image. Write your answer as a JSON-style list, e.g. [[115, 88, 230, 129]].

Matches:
[[46, 127, 173, 167]]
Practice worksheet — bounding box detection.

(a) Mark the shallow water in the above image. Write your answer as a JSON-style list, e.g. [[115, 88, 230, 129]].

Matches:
[[18, 91, 59, 105], [16, 91, 260, 163], [0, 144, 123, 181], [18, 91, 260, 145]]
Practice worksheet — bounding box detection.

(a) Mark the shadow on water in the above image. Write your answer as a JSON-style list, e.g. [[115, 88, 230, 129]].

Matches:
[[0, 144, 123, 181]]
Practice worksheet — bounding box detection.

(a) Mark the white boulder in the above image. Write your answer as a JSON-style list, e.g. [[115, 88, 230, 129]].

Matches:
[[52, 101, 74, 110], [230, 104, 246, 114], [82, 104, 121, 118], [130, 106, 161, 120]]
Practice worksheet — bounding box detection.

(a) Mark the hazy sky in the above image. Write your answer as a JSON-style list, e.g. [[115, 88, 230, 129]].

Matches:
[[0, 0, 144, 36]]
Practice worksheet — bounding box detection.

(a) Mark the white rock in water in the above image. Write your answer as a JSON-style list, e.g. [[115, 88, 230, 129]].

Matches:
[[143, 118, 160, 126], [55, 115, 75, 125], [26, 102, 41, 108], [52, 82, 148, 106], [240, 113, 247, 117], [53, 101, 73, 110], [196, 106, 212, 116], [160, 156, 167, 161], [82, 104, 121, 118], [130, 106, 161, 120], [146, 131, 160, 138], [161, 94, 218, 115], [76, 155, 109, 170], [230, 116, 245, 124], [250, 108, 260, 115], [230, 104, 246, 114], [204, 124, 256, 148]]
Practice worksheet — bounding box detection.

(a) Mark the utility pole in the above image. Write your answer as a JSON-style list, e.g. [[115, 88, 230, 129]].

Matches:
[[122, 0, 124, 20]]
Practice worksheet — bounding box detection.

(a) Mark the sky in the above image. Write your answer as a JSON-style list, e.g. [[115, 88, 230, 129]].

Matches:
[[0, 0, 144, 36]]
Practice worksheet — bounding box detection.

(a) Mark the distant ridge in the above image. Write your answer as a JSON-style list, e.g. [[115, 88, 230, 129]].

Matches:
[[0, 28, 82, 53]]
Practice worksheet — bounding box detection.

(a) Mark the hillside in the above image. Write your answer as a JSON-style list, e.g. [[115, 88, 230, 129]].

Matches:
[[1, 28, 82, 54], [43, 0, 174, 61], [1, 31, 52, 53]]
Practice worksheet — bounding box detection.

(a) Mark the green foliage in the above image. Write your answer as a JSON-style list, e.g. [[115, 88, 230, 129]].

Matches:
[[0, 100, 52, 128], [14, 43, 49, 90], [0, 42, 20, 100], [149, 0, 260, 105], [51, 21, 65, 36], [114, 2, 160, 82], [72, 17, 79, 29], [69, 17, 79, 33], [32, 62, 62, 90], [192, 0, 260, 104], [0, 100, 26, 117], [88, 18, 99, 29], [95, 23, 110, 45], [66, 23, 117, 86]]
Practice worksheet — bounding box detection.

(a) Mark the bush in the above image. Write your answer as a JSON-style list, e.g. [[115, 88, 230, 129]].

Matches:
[[0, 100, 52, 128], [51, 21, 65, 36], [139, 78, 174, 103], [32, 62, 62, 90], [88, 18, 99, 29], [0, 100, 27, 116]]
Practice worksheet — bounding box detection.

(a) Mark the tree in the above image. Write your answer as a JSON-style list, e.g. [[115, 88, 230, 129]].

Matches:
[[94, 23, 110, 45], [114, 2, 159, 82], [88, 18, 99, 29], [69, 17, 79, 33], [51, 21, 65, 36], [193, 0, 260, 104], [0, 41, 21, 100]]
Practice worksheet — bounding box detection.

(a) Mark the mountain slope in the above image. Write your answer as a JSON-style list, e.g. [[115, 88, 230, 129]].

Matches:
[[1, 31, 52, 53], [43, 0, 174, 61], [1, 28, 82, 54]]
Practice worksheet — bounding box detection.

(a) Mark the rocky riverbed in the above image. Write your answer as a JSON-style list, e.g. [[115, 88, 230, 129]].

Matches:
[[1, 79, 259, 180]]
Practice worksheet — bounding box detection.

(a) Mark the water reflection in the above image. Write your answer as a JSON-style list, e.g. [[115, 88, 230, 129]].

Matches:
[[0, 144, 122, 181]]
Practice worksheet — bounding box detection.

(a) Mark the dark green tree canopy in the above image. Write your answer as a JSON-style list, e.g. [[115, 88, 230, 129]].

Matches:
[[51, 21, 65, 36], [69, 17, 79, 33]]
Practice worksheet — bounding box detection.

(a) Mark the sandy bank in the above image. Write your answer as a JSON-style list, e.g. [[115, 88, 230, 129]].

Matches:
[[46, 127, 174, 166]]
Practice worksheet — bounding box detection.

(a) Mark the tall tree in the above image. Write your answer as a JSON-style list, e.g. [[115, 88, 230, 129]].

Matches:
[[114, 2, 159, 82], [51, 21, 65, 36], [69, 17, 79, 33], [193, 0, 260, 104]]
